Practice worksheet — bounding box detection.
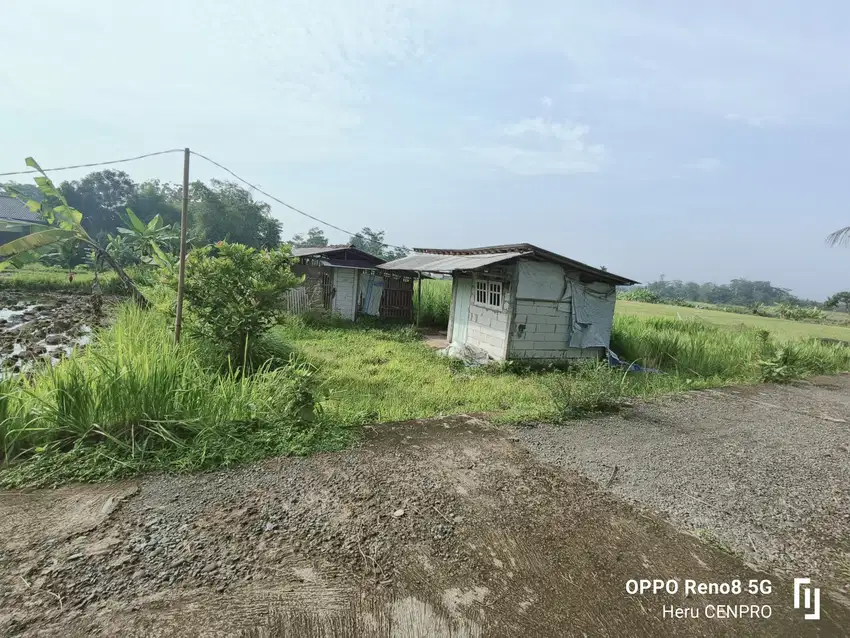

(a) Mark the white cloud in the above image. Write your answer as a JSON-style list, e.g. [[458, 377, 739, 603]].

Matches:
[[468, 116, 605, 175], [2, 0, 848, 177]]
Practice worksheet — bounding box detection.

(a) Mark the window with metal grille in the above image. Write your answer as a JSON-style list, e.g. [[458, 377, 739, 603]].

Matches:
[[488, 281, 502, 307], [475, 280, 488, 304], [474, 279, 502, 309]]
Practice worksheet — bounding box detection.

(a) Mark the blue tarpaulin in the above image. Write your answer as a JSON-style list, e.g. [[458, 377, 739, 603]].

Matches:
[[606, 349, 663, 373]]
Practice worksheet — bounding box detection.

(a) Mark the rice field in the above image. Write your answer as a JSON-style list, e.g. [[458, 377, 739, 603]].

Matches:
[[411, 279, 850, 342], [616, 300, 850, 341]]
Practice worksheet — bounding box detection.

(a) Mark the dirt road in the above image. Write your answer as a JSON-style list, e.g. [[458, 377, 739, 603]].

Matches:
[[515, 374, 850, 604], [2, 385, 849, 636]]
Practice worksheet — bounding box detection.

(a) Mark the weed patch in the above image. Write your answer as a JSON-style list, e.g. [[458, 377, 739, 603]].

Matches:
[[0, 305, 345, 487]]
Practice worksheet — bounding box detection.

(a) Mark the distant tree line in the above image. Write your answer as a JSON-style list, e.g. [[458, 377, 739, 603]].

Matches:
[[623, 276, 818, 307], [4, 171, 408, 265], [2, 170, 281, 264], [290, 226, 409, 261]]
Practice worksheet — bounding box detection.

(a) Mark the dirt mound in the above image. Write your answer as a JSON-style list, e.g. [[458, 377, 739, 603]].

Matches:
[[2, 415, 849, 636]]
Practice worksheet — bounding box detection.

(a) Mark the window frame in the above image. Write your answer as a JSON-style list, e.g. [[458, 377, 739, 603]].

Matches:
[[473, 277, 504, 310]]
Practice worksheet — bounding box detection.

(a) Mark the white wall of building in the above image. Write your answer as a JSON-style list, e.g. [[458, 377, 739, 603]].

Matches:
[[453, 268, 513, 360], [448, 260, 615, 361]]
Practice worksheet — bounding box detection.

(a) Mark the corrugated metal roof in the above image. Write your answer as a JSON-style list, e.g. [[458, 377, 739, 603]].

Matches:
[[380, 243, 639, 285], [291, 244, 355, 257], [0, 196, 42, 224], [378, 251, 530, 273]]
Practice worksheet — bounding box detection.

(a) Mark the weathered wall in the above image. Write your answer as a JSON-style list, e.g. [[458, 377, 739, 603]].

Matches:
[[332, 268, 357, 320], [508, 299, 603, 359], [507, 260, 607, 360], [455, 266, 514, 360]]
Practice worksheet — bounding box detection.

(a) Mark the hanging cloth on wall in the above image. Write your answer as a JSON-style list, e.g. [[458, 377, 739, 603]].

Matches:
[[567, 280, 617, 348], [360, 272, 385, 316]]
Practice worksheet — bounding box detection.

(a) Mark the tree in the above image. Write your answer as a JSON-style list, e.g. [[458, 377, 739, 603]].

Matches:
[[348, 227, 409, 261], [825, 291, 850, 312], [188, 180, 281, 249], [115, 209, 178, 269], [126, 179, 181, 227], [827, 226, 850, 247], [60, 170, 137, 241], [2, 159, 146, 303], [291, 227, 329, 248]]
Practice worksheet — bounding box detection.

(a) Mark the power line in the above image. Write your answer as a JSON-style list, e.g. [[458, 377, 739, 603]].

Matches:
[[0, 149, 185, 177], [189, 150, 407, 251]]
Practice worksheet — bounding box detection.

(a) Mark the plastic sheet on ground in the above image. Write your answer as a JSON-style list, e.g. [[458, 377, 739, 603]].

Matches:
[[439, 342, 491, 366], [607, 349, 663, 373]]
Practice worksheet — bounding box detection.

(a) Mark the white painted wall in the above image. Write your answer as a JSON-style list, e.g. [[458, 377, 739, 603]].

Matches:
[[455, 269, 513, 360], [332, 268, 357, 320]]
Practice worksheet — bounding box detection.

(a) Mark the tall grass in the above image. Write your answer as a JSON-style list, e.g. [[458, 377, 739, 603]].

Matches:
[[612, 315, 850, 382], [0, 305, 341, 487], [414, 279, 452, 327]]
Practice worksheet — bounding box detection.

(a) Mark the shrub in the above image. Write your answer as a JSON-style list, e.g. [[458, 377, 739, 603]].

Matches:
[[181, 242, 301, 359], [758, 344, 806, 383], [544, 361, 623, 419], [618, 288, 662, 303], [776, 303, 826, 322]]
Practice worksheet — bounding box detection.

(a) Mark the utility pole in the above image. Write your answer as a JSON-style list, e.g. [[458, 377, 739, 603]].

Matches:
[[174, 148, 190, 343]]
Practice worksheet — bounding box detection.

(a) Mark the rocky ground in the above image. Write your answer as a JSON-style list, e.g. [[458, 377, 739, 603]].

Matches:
[[514, 375, 850, 604], [2, 410, 850, 636], [0, 291, 111, 373]]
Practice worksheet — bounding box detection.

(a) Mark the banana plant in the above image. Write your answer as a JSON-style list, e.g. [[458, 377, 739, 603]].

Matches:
[[116, 208, 177, 270], [2, 157, 147, 304]]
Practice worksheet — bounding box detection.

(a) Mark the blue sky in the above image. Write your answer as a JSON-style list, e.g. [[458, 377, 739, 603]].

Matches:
[[2, 0, 849, 299]]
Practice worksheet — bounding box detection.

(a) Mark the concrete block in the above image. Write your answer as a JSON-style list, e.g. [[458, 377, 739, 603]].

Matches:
[[535, 324, 556, 334]]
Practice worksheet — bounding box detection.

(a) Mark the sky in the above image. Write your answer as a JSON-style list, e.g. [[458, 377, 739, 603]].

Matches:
[[2, 0, 849, 300]]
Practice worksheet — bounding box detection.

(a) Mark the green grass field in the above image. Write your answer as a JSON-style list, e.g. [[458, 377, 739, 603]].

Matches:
[[272, 310, 850, 427], [615, 300, 850, 341]]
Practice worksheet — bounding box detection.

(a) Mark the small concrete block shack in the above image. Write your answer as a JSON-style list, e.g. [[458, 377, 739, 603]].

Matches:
[[290, 245, 415, 321], [379, 244, 638, 361]]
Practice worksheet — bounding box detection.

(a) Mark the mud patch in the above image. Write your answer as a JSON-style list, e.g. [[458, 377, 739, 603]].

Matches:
[[0, 482, 137, 550], [0, 291, 115, 374]]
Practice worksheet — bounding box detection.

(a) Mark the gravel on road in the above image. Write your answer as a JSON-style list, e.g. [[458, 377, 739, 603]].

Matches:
[[513, 375, 850, 603]]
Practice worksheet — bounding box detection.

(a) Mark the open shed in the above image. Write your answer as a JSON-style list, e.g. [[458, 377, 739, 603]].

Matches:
[[289, 245, 415, 321], [379, 243, 638, 361]]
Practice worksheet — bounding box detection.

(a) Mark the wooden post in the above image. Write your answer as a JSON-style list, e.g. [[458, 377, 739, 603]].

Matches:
[[174, 148, 190, 343], [416, 272, 422, 327]]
